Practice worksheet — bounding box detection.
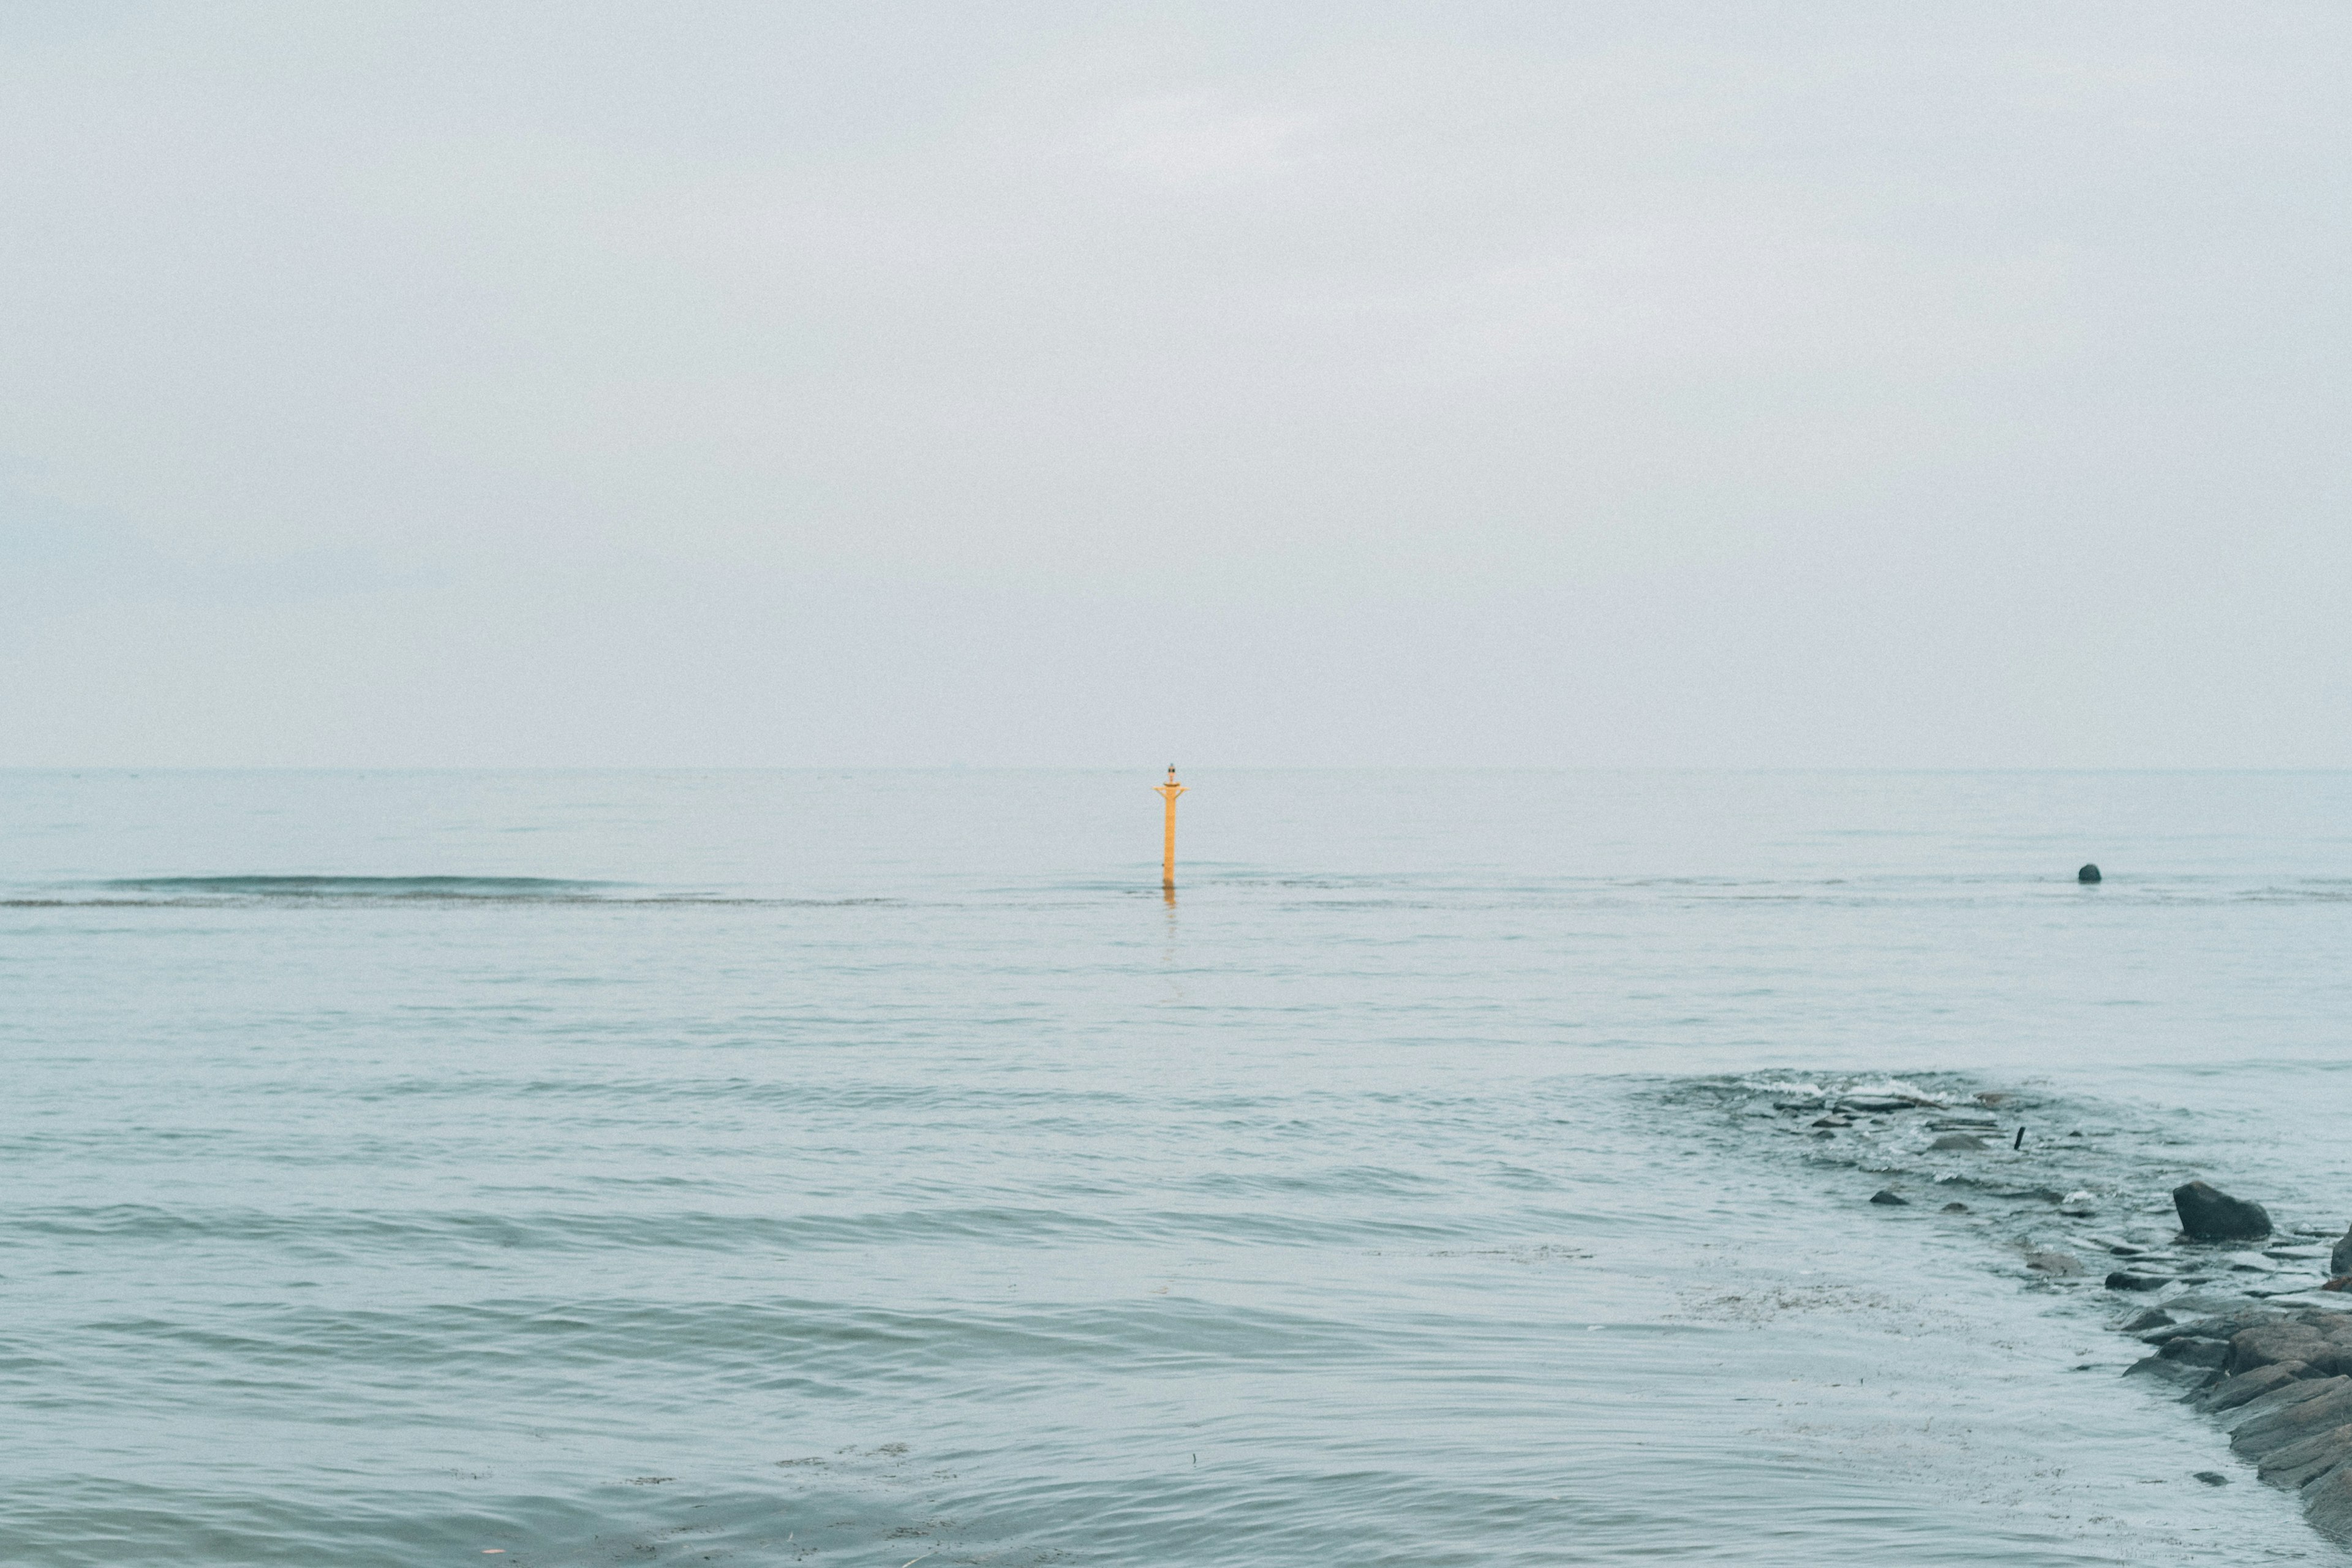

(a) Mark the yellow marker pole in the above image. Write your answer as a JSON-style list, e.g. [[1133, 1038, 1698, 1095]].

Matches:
[[1155, 764, 1186, 894]]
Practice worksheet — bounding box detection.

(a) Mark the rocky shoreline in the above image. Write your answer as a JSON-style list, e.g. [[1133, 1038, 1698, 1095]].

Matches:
[[1714, 1077, 2352, 1547]]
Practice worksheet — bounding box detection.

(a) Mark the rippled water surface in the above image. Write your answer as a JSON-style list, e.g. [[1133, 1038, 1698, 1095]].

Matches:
[[6, 769, 2351, 1565]]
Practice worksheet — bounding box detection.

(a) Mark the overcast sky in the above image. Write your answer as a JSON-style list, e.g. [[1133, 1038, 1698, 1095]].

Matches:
[[2, 2, 2346, 767]]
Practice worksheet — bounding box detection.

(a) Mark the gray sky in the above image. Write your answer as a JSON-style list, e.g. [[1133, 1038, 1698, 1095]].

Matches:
[[3, 2, 2347, 767]]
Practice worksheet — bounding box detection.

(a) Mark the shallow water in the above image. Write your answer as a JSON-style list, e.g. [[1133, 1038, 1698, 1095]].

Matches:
[[4, 769, 2349, 1564]]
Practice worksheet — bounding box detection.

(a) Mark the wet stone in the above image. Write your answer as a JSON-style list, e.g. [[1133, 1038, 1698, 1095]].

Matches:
[[1931, 1133, 1989, 1151], [2231, 1383, 2352, 1461], [2221, 1374, 2346, 1434], [2204, 1362, 2312, 1413], [2254, 1422, 2352, 1488], [1868, 1189, 1908, 1206], [2107, 1271, 2170, 1291], [2175, 1180, 2274, 1242], [2026, 1251, 2084, 1277], [2126, 1354, 2220, 1393], [2302, 1463, 2352, 1540], [2122, 1307, 2176, 1332], [2230, 1322, 2334, 1375], [1940, 1202, 1970, 1213], [2194, 1471, 2230, 1485]]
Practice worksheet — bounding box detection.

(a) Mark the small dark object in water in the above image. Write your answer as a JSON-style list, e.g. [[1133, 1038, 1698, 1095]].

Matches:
[[1942, 1202, 1969, 1213], [2174, 1180, 2273, 1242], [2014, 1126, 2026, 1150], [2324, 1276, 2352, 1293], [2108, 1270, 2169, 1291], [2194, 1471, 2230, 1485], [2078, 863, 2101, 883], [2122, 1306, 2176, 1332], [1869, 1188, 1909, 1206], [1932, 1133, 1988, 1151], [2332, 1223, 2352, 1277]]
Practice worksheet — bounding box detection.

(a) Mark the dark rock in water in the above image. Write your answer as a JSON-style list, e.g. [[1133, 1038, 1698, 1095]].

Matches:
[[2108, 1271, 2170, 1291], [1869, 1188, 1908, 1206], [2205, 1362, 2311, 1413], [1809, 1128, 1836, 1139], [1931, 1133, 1989, 1151], [2026, 1250, 2084, 1277], [2078, 862, 2101, 883], [2175, 1180, 2273, 1242], [2332, 1225, 2352, 1278], [1810, 1114, 1852, 1128], [2193, 1470, 2230, 1485], [1940, 1201, 1970, 1213], [2162, 1338, 2231, 1368], [1843, 1095, 1924, 1113], [2123, 1307, 2176, 1333]]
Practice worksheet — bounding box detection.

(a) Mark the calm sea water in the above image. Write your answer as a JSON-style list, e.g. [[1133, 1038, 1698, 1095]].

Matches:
[[6, 769, 2351, 1566]]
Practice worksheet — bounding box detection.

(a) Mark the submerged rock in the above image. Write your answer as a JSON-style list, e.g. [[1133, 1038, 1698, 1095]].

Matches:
[[2107, 1271, 2170, 1291], [1940, 1201, 1970, 1213], [2175, 1180, 2273, 1242], [2194, 1471, 2230, 1485], [2078, 863, 2102, 883], [2332, 1225, 2352, 1278], [2122, 1307, 2176, 1332], [1869, 1188, 1909, 1206], [2026, 1250, 2085, 1276], [1931, 1133, 1989, 1151]]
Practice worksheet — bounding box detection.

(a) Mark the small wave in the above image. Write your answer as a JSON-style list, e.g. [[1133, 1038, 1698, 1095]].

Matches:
[[3, 876, 904, 909], [96, 875, 614, 898]]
